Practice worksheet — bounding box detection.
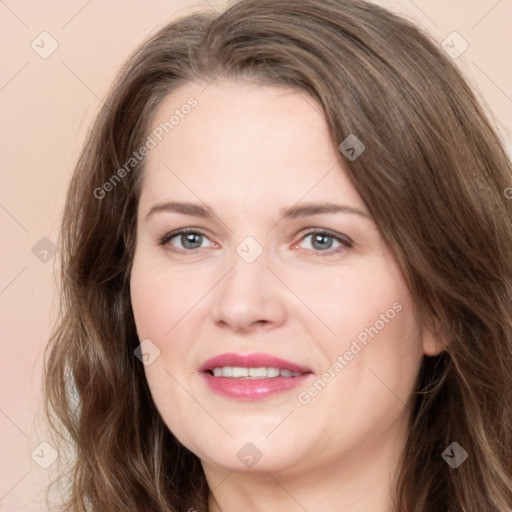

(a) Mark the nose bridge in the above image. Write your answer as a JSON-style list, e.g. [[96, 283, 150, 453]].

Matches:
[[224, 236, 270, 297], [234, 233, 266, 269], [211, 235, 287, 330]]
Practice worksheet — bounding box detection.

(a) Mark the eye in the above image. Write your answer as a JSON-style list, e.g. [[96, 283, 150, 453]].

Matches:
[[158, 227, 352, 256], [294, 229, 353, 256], [158, 228, 215, 252]]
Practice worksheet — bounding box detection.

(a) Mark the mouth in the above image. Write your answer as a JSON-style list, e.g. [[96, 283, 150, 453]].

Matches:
[[200, 352, 313, 400], [207, 366, 304, 378]]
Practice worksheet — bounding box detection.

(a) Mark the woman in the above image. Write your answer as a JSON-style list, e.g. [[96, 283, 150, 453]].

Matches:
[[43, 0, 512, 510]]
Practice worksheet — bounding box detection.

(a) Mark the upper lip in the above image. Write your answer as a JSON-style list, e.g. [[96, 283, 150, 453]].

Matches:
[[200, 352, 312, 373]]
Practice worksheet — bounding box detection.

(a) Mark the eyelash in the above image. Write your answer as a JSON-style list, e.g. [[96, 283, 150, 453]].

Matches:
[[158, 227, 353, 256]]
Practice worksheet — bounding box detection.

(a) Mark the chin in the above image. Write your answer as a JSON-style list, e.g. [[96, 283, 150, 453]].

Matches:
[[186, 435, 301, 474]]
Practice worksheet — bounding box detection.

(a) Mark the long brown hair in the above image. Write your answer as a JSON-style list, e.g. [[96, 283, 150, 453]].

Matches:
[[43, 0, 512, 510]]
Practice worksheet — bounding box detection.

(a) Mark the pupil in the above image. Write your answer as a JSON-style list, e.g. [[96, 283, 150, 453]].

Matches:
[[312, 234, 332, 250], [182, 233, 202, 249]]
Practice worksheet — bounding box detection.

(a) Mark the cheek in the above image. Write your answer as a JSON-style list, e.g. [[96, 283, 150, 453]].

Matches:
[[130, 275, 168, 339], [129, 255, 207, 339], [296, 295, 423, 459], [129, 260, 202, 446], [321, 287, 423, 416], [294, 259, 411, 347], [129, 256, 209, 387], [300, 258, 424, 397]]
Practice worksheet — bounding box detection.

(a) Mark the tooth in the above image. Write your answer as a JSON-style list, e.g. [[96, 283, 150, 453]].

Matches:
[[248, 367, 267, 377], [222, 367, 233, 377], [267, 367, 280, 377], [210, 366, 304, 378], [232, 367, 249, 378]]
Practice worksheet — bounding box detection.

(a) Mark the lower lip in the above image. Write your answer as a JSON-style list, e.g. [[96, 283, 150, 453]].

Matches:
[[202, 372, 313, 400]]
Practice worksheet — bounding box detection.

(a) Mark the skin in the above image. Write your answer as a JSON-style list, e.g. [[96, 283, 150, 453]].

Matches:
[[130, 80, 442, 512]]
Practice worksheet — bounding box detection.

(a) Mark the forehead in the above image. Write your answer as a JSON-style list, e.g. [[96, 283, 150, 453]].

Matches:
[[139, 80, 364, 212]]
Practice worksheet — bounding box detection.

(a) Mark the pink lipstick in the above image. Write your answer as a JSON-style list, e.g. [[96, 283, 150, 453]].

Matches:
[[200, 352, 313, 400]]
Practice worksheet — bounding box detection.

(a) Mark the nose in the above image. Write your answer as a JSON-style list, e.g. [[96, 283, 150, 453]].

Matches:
[[211, 249, 288, 333]]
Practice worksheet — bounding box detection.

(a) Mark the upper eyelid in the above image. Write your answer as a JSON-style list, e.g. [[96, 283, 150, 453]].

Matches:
[[300, 227, 352, 241], [161, 227, 213, 245]]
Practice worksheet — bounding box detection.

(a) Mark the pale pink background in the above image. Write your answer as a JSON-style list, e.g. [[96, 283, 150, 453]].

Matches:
[[1, 0, 511, 509]]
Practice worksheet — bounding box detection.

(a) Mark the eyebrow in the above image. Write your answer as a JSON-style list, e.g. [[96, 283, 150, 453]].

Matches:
[[144, 200, 370, 222]]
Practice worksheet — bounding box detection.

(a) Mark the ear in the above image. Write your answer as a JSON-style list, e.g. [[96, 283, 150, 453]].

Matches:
[[421, 324, 446, 356]]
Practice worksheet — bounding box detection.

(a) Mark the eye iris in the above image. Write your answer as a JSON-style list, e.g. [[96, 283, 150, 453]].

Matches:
[[181, 233, 202, 249], [312, 233, 333, 250]]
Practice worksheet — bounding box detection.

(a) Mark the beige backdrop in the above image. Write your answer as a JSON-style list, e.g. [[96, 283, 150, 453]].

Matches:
[[1, 0, 511, 509]]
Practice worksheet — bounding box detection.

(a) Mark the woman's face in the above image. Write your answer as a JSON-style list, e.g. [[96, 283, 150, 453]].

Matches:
[[130, 80, 439, 477]]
